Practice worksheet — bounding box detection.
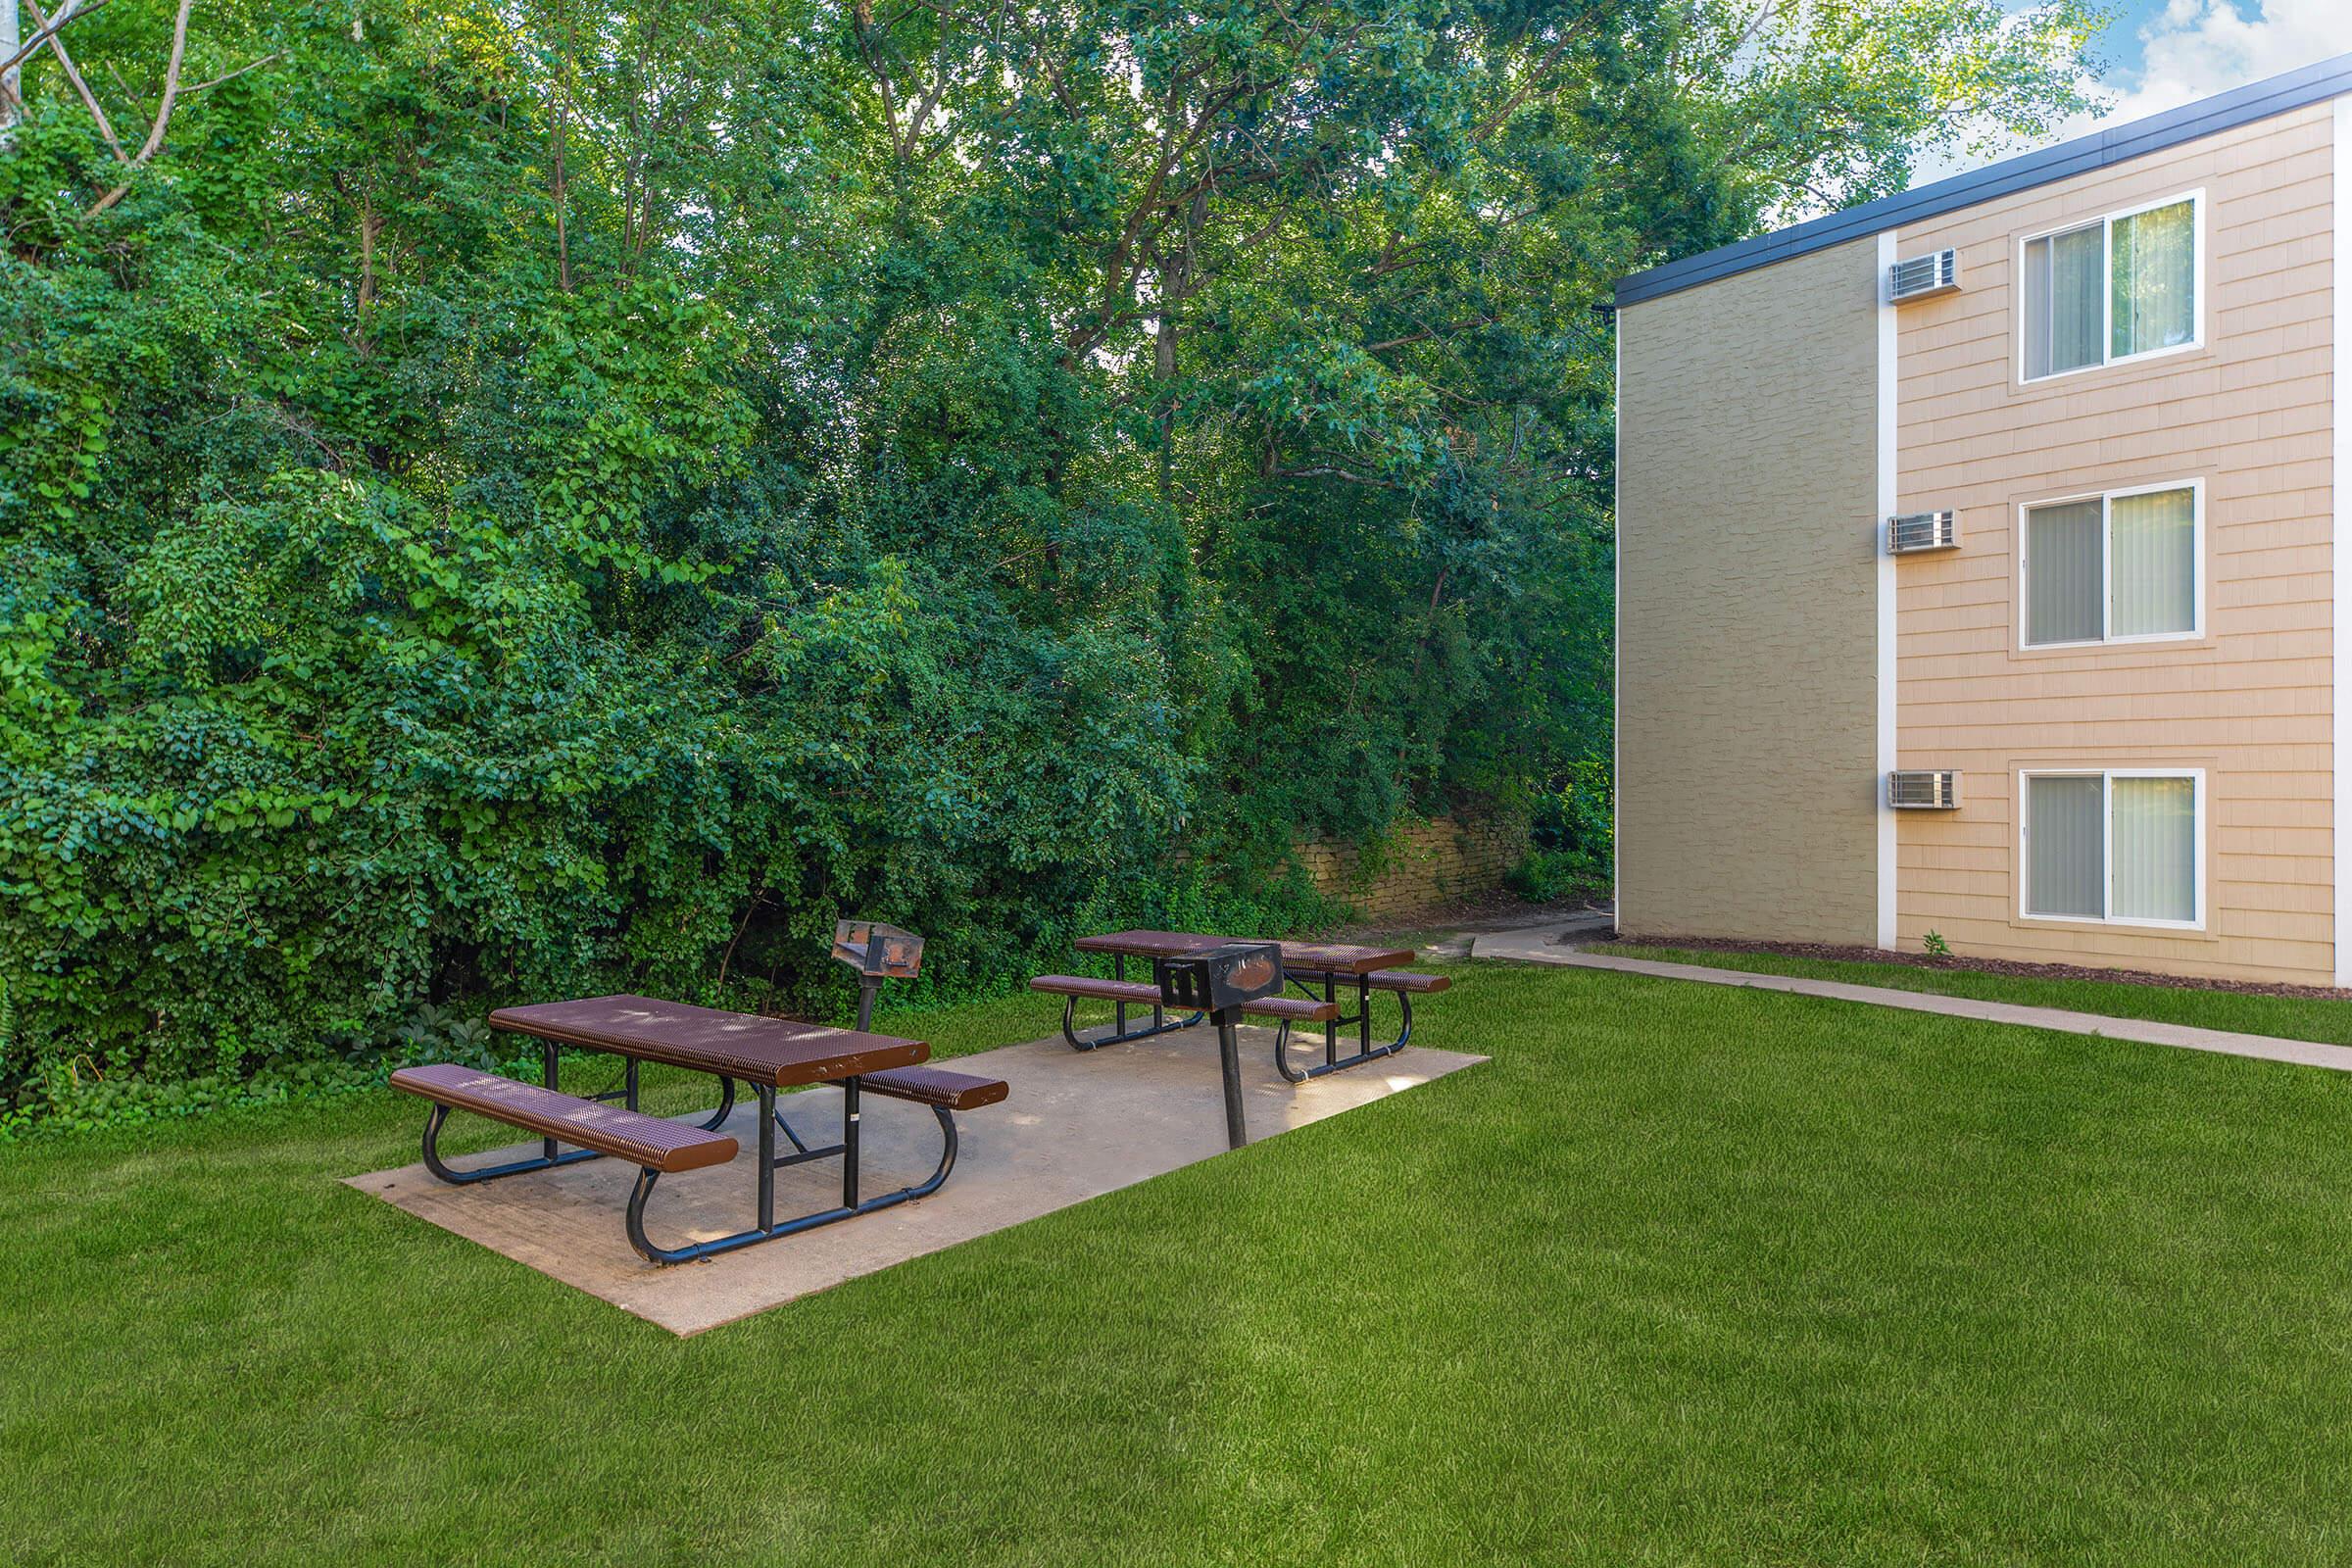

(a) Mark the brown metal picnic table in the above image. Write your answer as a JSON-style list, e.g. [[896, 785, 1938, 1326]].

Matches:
[[1074, 929, 1415, 974], [1071, 929, 1419, 1078], [483, 995, 942, 1262]]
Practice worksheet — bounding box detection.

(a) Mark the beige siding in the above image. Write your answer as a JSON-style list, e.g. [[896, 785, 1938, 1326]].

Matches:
[[1891, 102, 2337, 983], [1617, 239, 1882, 943]]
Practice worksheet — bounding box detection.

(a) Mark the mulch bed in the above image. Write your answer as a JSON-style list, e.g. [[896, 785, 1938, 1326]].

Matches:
[[1594, 933, 2352, 1004]]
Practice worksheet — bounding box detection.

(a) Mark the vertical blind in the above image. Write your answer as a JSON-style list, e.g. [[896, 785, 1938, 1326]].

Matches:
[[2111, 200, 2196, 359], [2027, 774, 2198, 924], [2109, 487, 2196, 638], [2110, 776, 2197, 923], [2027, 500, 2104, 644], [2024, 222, 2105, 380], [2027, 774, 2106, 919], [2027, 488, 2196, 646]]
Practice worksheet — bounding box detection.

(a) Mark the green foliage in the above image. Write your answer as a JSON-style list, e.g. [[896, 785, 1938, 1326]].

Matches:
[[397, 1004, 498, 1072], [1924, 930, 1954, 958], [1510, 755, 1614, 902], [0, 0, 2096, 1127]]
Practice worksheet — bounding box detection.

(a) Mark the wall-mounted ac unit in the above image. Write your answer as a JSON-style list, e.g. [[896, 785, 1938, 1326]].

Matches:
[[1887, 770, 1961, 810], [1888, 510, 1960, 554], [1887, 249, 1960, 302]]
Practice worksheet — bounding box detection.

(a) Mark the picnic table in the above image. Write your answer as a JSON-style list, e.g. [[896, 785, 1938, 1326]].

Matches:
[[394, 994, 1006, 1265], [1054, 929, 1445, 1079]]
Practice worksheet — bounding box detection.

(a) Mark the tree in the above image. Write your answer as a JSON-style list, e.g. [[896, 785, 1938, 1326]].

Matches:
[[0, 0, 2098, 1121]]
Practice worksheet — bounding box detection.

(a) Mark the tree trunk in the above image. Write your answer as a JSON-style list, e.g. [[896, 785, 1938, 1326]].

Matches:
[[550, 8, 576, 291]]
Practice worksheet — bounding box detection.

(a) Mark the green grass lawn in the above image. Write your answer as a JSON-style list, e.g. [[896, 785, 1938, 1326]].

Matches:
[[1595, 941, 2352, 1046], [9, 963, 2352, 1565]]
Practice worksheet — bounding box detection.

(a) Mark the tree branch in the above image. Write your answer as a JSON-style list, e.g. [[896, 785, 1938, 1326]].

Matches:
[[84, 0, 194, 216], [24, 0, 125, 161], [0, 0, 116, 79], [1272, 464, 1407, 489], [127, 0, 193, 165], [181, 51, 277, 98]]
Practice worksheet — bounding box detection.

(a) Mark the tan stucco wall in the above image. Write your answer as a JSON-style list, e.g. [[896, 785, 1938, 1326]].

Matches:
[[1890, 101, 2337, 984], [1616, 238, 1884, 943]]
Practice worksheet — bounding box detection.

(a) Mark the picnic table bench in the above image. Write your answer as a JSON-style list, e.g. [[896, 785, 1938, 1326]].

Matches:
[[392, 994, 1006, 1265], [1035, 929, 1448, 1081]]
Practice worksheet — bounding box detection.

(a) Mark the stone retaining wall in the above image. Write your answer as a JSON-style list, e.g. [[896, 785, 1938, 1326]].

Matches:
[[1297, 814, 1530, 920]]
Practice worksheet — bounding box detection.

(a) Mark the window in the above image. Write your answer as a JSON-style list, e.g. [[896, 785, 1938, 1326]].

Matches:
[[2021, 194, 2200, 381], [2022, 482, 2201, 647], [2022, 770, 2202, 927]]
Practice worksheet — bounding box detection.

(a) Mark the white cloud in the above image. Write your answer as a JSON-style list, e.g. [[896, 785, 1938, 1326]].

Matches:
[[2100, 0, 2352, 123], [1918, 0, 2352, 185]]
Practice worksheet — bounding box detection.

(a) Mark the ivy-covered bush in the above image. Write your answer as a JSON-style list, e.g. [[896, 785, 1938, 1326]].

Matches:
[[1, 0, 2095, 1129]]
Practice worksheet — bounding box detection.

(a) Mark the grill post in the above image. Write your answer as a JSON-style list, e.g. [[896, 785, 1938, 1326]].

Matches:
[[1151, 943, 1283, 1152], [1215, 1013, 1247, 1150]]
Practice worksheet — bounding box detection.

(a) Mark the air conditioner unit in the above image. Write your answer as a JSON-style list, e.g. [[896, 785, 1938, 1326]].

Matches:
[[1887, 249, 1960, 302], [1888, 510, 1960, 554], [1887, 770, 1961, 810]]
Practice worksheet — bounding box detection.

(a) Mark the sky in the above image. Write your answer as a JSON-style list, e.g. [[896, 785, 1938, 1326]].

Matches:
[[1931, 0, 2352, 181]]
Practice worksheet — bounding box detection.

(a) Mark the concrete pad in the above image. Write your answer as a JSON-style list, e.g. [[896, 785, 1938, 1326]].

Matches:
[[348, 1026, 1484, 1336]]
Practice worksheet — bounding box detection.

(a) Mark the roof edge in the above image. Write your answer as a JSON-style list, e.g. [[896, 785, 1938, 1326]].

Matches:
[[1615, 51, 2352, 309]]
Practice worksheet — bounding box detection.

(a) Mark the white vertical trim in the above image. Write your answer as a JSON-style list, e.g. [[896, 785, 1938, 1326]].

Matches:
[[2333, 99, 2351, 984], [1876, 231, 1899, 950], [1612, 313, 1623, 931]]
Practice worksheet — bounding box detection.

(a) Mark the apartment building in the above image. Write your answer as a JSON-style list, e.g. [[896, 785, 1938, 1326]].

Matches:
[[1613, 55, 2352, 985]]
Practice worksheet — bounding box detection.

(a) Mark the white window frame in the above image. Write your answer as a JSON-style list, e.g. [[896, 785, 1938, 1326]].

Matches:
[[2016, 476, 2205, 650], [2015, 188, 2206, 385], [2017, 767, 2207, 931]]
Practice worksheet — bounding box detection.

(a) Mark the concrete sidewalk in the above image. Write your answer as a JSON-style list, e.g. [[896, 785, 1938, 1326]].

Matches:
[[1472, 928, 2352, 1075]]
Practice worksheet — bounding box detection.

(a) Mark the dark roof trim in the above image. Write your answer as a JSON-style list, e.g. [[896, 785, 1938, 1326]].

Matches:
[[1615, 52, 2352, 308]]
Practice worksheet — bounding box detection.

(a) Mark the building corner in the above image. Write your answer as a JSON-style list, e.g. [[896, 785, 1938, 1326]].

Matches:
[[2334, 98, 2351, 985], [1877, 231, 1899, 952]]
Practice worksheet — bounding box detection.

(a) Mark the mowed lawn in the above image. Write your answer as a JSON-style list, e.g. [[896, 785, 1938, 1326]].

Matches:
[[1595, 941, 2352, 1044], [8, 963, 2352, 1566]]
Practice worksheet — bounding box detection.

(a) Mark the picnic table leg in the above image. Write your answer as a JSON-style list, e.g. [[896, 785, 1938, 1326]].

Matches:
[[628, 1088, 965, 1265], [624, 1058, 640, 1112], [418, 1100, 603, 1185], [1273, 970, 1415, 1081], [1324, 973, 1338, 1071], [1113, 952, 1129, 1039], [757, 1084, 777, 1233], [541, 1040, 560, 1162], [699, 1075, 738, 1132], [1216, 1014, 1247, 1150], [842, 1075, 862, 1207]]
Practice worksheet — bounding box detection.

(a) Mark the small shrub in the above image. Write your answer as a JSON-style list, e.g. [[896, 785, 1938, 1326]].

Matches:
[[1510, 757, 1612, 902], [396, 1005, 498, 1070]]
